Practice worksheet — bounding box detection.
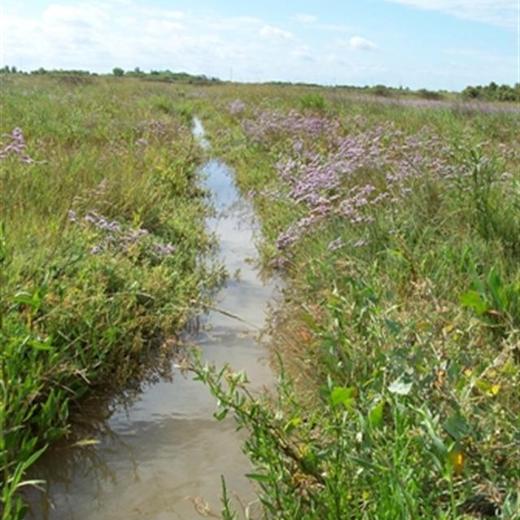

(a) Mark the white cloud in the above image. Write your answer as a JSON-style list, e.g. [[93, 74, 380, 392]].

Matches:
[[0, 0, 515, 89], [294, 13, 317, 24], [316, 23, 355, 33], [0, 3, 299, 77], [259, 25, 293, 41], [291, 45, 315, 62], [386, 0, 517, 28], [349, 36, 377, 51]]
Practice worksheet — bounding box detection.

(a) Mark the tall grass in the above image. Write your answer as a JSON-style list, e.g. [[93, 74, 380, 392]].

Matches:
[[0, 76, 217, 518], [195, 85, 520, 518]]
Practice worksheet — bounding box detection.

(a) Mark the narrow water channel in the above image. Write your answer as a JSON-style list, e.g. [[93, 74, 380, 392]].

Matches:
[[27, 118, 277, 519]]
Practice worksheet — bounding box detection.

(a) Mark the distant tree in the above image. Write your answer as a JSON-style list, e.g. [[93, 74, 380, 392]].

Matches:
[[113, 67, 124, 76], [372, 84, 392, 97], [417, 88, 443, 100], [462, 82, 519, 102], [11, 66, 17, 73], [462, 86, 480, 99]]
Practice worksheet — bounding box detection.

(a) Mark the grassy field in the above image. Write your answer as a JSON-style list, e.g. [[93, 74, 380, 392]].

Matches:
[[1, 75, 519, 519], [0, 76, 220, 519], [193, 85, 520, 518]]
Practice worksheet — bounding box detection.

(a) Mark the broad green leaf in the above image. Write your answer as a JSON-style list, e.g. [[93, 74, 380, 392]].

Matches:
[[475, 379, 501, 396], [330, 386, 356, 408], [13, 291, 42, 310], [214, 407, 229, 421], [384, 319, 402, 336], [460, 290, 488, 316], [368, 401, 385, 428], [284, 417, 302, 433], [27, 338, 52, 351], [443, 413, 470, 441], [245, 473, 271, 483]]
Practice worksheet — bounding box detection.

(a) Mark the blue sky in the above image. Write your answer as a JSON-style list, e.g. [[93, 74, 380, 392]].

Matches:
[[1, 0, 518, 90]]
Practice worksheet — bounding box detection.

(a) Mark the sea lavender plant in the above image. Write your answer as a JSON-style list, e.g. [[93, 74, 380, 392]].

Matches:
[[70, 210, 176, 259], [228, 99, 246, 115], [0, 128, 34, 164], [244, 110, 462, 251]]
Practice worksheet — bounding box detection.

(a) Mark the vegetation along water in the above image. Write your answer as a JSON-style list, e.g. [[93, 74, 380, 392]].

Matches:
[[0, 76, 220, 518], [1, 73, 519, 519]]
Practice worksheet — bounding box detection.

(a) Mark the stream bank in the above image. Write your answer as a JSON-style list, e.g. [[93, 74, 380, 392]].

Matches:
[[26, 118, 278, 520]]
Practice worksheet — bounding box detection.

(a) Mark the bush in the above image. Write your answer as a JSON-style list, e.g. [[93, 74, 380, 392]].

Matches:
[[463, 83, 520, 102], [371, 84, 392, 97], [299, 93, 327, 111], [417, 88, 443, 100]]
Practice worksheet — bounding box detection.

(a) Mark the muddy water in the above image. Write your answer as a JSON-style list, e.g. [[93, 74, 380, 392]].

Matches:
[[27, 118, 277, 519]]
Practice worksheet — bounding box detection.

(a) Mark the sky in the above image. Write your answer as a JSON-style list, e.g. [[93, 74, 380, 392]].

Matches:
[[0, 0, 518, 90]]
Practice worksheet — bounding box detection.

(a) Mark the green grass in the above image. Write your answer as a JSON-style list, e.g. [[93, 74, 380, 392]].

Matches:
[[192, 84, 520, 518], [0, 76, 219, 518], [1, 76, 518, 519]]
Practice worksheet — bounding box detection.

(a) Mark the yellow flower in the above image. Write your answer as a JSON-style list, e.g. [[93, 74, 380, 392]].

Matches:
[[448, 449, 465, 475]]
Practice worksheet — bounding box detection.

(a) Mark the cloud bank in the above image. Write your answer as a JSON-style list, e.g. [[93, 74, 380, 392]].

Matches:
[[0, 0, 515, 89], [386, 0, 517, 28], [349, 36, 378, 51]]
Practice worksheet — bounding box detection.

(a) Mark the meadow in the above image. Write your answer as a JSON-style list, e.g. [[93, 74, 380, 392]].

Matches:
[[0, 74, 519, 519], [0, 76, 220, 519], [194, 85, 520, 518]]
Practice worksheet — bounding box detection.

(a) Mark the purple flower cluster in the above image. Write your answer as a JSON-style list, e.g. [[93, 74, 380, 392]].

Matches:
[[348, 94, 520, 114], [242, 109, 340, 144], [84, 212, 122, 233], [0, 128, 34, 164], [69, 210, 176, 258], [146, 120, 168, 136], [327, 237, 367, 252], [228, 99, 246, 115], [136, 120, 176, 144], [238, 109, 460, 251], [276, 213, 324, 250]]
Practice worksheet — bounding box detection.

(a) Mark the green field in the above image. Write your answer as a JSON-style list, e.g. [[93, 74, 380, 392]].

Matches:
[[1, 75, 519, 518]]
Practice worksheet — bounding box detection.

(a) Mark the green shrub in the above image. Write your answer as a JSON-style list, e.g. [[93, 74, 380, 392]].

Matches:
[[299, 93, 327, 111]]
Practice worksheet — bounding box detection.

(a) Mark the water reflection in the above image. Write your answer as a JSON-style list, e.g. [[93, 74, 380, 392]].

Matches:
[[25, 118, 277, 519]]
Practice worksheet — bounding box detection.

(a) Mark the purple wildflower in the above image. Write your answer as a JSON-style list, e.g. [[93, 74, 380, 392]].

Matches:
[[72, 209, 176, 259], [153, 242, 176, 257], [327, 238, 345, 251], [240, 107, 468, 252], [0, 127, 34, 163], [228, 99, 246, 115]]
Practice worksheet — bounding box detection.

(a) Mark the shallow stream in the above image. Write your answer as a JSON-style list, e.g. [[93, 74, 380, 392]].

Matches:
[[27, 118, 277, 519]]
